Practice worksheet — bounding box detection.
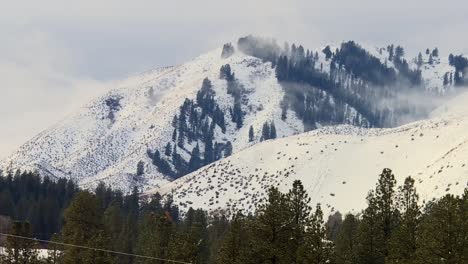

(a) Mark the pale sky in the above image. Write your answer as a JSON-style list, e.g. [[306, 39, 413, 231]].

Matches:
[[0, 0, 467, 158]]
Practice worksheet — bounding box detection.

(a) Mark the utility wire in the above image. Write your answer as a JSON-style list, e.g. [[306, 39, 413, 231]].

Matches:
[[0, 233, 191, 264]]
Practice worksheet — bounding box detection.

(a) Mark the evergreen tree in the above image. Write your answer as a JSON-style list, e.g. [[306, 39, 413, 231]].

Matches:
[[335, 214, 360, 264], [443, 72, 450, 86], [395, 46, 405, 60], [250, 187, 292, 263], [61, 191, 111, 264], [0, 189, 15, 217], [297, 204, 333, 264], [417, 52, 423, 67], [248, 126, 255, 142], [224, 142, 233, 157], [3, 221, 39, 264], [323, 46, 333, 60], [136, 161, 145, 176], [216, 213, 252, 264], [135, 211, 174, 264], [415, 190, 467, 264], [270, 122, 277, 139], [356, 191, 385, 264], [221, 43, 235, 59], [165, 143, 172, 156], [388, 44, 394, 61], [375, 168, 399, 259], [172, 115, 178, 128], [204, 138, 214, 165], [188, 144, 202, 173], [325, 211, 343, 242], [168, 208, 209, 264], [388, 176, 420, 264], [261, 122, 270, 141], [287, 180, 312, 263], [172, 128, 177, 142]]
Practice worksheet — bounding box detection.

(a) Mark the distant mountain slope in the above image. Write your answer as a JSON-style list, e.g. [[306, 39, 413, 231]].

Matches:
[[0, 48, 306, 191], [1, 36, 465, 193], [148, 90, 468, 215]]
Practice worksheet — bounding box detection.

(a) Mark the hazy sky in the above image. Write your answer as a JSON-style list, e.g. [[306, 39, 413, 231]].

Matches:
[[0, 0, 467, 158]]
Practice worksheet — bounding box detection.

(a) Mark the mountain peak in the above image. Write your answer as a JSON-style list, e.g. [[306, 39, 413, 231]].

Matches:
[[1, 37, 467, 195]]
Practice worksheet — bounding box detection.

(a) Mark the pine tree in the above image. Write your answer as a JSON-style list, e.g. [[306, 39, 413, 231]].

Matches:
[[417, 52, 423, 67], [136, 161, 145, 176], [221, 43, 235, 59], [172, 115, 178, 128], [248, 126, 255, 142], [260, 122, 270, 141], [323, 46, 333, 60], [61, 191, 111, 264], [188, 144, 202, 173], [224, 142, 233, 157], [415, 190, 467, 264], [325, 211, 343, 241], [395, 46, 405, 60], [165, 143, 172, 156], [270, 122, 277, 139], [356, 191, 385, 264], [297, 204, 333, 264], [168, 208, 209, 264], [335, 214, 360, 264], [250, 187, 292, 263], [388, 176, 420, 264], [204, 138, 214, 165], [0, 189, 15, 217], [172, 128, 177, 142], [4, 221, 39, 264], [135, 211, 174, 264], [443, 72, 450, 86], [375, 168, 399, 259], [287, 180, 312, 263], [216, 213, 252, 264]]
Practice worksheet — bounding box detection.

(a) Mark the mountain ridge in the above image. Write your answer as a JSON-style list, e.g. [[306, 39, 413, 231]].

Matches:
[[1, 37, 466, 195], [147, 90, 468, 215]]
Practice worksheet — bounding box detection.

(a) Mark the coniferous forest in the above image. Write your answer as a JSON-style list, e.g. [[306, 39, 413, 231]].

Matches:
[[0, 169, 466, 263]]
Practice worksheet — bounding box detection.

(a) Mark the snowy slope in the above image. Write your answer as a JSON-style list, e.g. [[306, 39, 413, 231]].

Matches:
[[0, 48, 306, 191], [0, 40, 460, 193], [148, 89, 468, 215]]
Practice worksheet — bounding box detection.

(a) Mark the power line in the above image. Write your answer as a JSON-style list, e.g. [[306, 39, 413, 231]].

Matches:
[[0, 233, 191, 264]]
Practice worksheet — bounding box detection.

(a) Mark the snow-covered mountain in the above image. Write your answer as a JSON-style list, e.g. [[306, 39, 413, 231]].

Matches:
[[0, 46, 304, 191], [147, 89, 468, 215], [0, 36, 465, 195]]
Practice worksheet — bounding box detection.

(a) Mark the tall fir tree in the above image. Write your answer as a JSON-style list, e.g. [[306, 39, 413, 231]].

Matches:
[[216, 213, 253, 264], [287, 180, 312, 263], [297, 204, 333, 264], [334, 214, 360, 264], [415, 190, 467, 264], [61, 191, 111, 264], [250, 187, 292, 263], [3, 222, 39, 264], [248, 126, 255, 142], [188, 143, 202, 172], [388, 176, 420, 264], [356, 191, 386, 264]]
